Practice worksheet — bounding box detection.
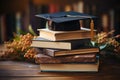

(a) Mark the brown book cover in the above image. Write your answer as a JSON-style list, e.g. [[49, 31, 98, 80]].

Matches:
[[43, 48, 99, 57], [34, 53, 97, 64], [37, 27, 96, 41]]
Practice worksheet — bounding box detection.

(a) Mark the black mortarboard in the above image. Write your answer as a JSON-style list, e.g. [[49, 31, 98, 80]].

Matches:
[[36, 11, 96, 31]]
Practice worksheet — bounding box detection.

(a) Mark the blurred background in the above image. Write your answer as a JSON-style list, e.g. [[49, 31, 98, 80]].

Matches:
[[0, 0, 120, 43]]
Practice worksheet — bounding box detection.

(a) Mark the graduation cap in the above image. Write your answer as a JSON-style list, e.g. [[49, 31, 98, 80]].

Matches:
[[36, 11, 96, 31]]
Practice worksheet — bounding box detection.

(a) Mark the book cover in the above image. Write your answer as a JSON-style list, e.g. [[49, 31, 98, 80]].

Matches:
[[0, 15, 7, 43], [37, 27, 96, 41], [40, 57, 99, 72], [31, 37, 90, 50], [49, 4, 59, 13], [35, 53, 97, 64], [43, 48, 99, 57]]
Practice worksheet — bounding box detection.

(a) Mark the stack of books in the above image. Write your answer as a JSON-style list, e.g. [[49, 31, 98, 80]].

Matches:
[[31, 11, 100, 72], [31, 28, 99, 72]]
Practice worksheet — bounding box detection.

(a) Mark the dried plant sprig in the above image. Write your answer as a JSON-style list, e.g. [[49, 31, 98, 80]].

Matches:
[[92, 30, 120, 54], [94, 30, 115, 44]]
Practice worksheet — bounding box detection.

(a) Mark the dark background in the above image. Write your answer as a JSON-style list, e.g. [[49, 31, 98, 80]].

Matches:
[[0, 0, 120, 43]]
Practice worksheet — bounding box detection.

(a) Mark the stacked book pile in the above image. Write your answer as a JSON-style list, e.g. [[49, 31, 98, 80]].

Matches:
[[31, 11, 100, 72]]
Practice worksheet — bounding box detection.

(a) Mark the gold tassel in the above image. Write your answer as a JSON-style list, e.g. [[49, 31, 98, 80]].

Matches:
[[90, 19, 94, 41]]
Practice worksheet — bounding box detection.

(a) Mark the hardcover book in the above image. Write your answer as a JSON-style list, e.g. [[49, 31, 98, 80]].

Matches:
[[43, 48, 99, 57], [37, 27, 96, 41], [40, 58, 99, 72], [35, 53, 97, 64], [31, 37, 90, 50]]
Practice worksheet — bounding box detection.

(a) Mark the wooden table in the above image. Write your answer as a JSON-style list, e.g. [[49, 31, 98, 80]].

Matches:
[[0, 44, 120, 80], [0, 57, 120, 80]]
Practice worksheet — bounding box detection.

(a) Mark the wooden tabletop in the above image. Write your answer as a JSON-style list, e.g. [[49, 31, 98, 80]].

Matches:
[[0, 57, 120, 80], [0, 45, 120, 80]]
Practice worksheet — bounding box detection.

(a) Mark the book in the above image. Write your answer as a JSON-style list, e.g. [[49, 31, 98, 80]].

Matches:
[[40, 58, 99, 72], [31, 37, 90, 50], [49, 4, 59, 13], [43, 48, 99, 57], [0, 15, 7, 43], [6, 13, 16, 41], [35, 53, 97, 64], [37, 27, 96, 41]]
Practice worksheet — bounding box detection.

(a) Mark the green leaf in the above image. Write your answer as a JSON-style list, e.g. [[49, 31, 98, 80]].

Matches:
[[28, 25, 37, 36], [90, 41, 107, 50]]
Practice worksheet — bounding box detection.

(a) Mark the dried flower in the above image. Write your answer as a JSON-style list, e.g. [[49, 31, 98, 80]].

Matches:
[[92, 30, 120, 54]]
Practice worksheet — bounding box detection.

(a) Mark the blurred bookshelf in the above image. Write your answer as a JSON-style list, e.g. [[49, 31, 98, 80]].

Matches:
[[0, 0, 120, 43]]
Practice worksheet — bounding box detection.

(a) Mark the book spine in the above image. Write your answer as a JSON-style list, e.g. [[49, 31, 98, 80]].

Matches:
[[43, 48, 99, 57], [43, 49, 55, 57], [0, 15, 7, 43], [6, 13, 16, 40], [49, 4, 59, 13], [35, 53, 97, 64], [70, 38, 90, 49]]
